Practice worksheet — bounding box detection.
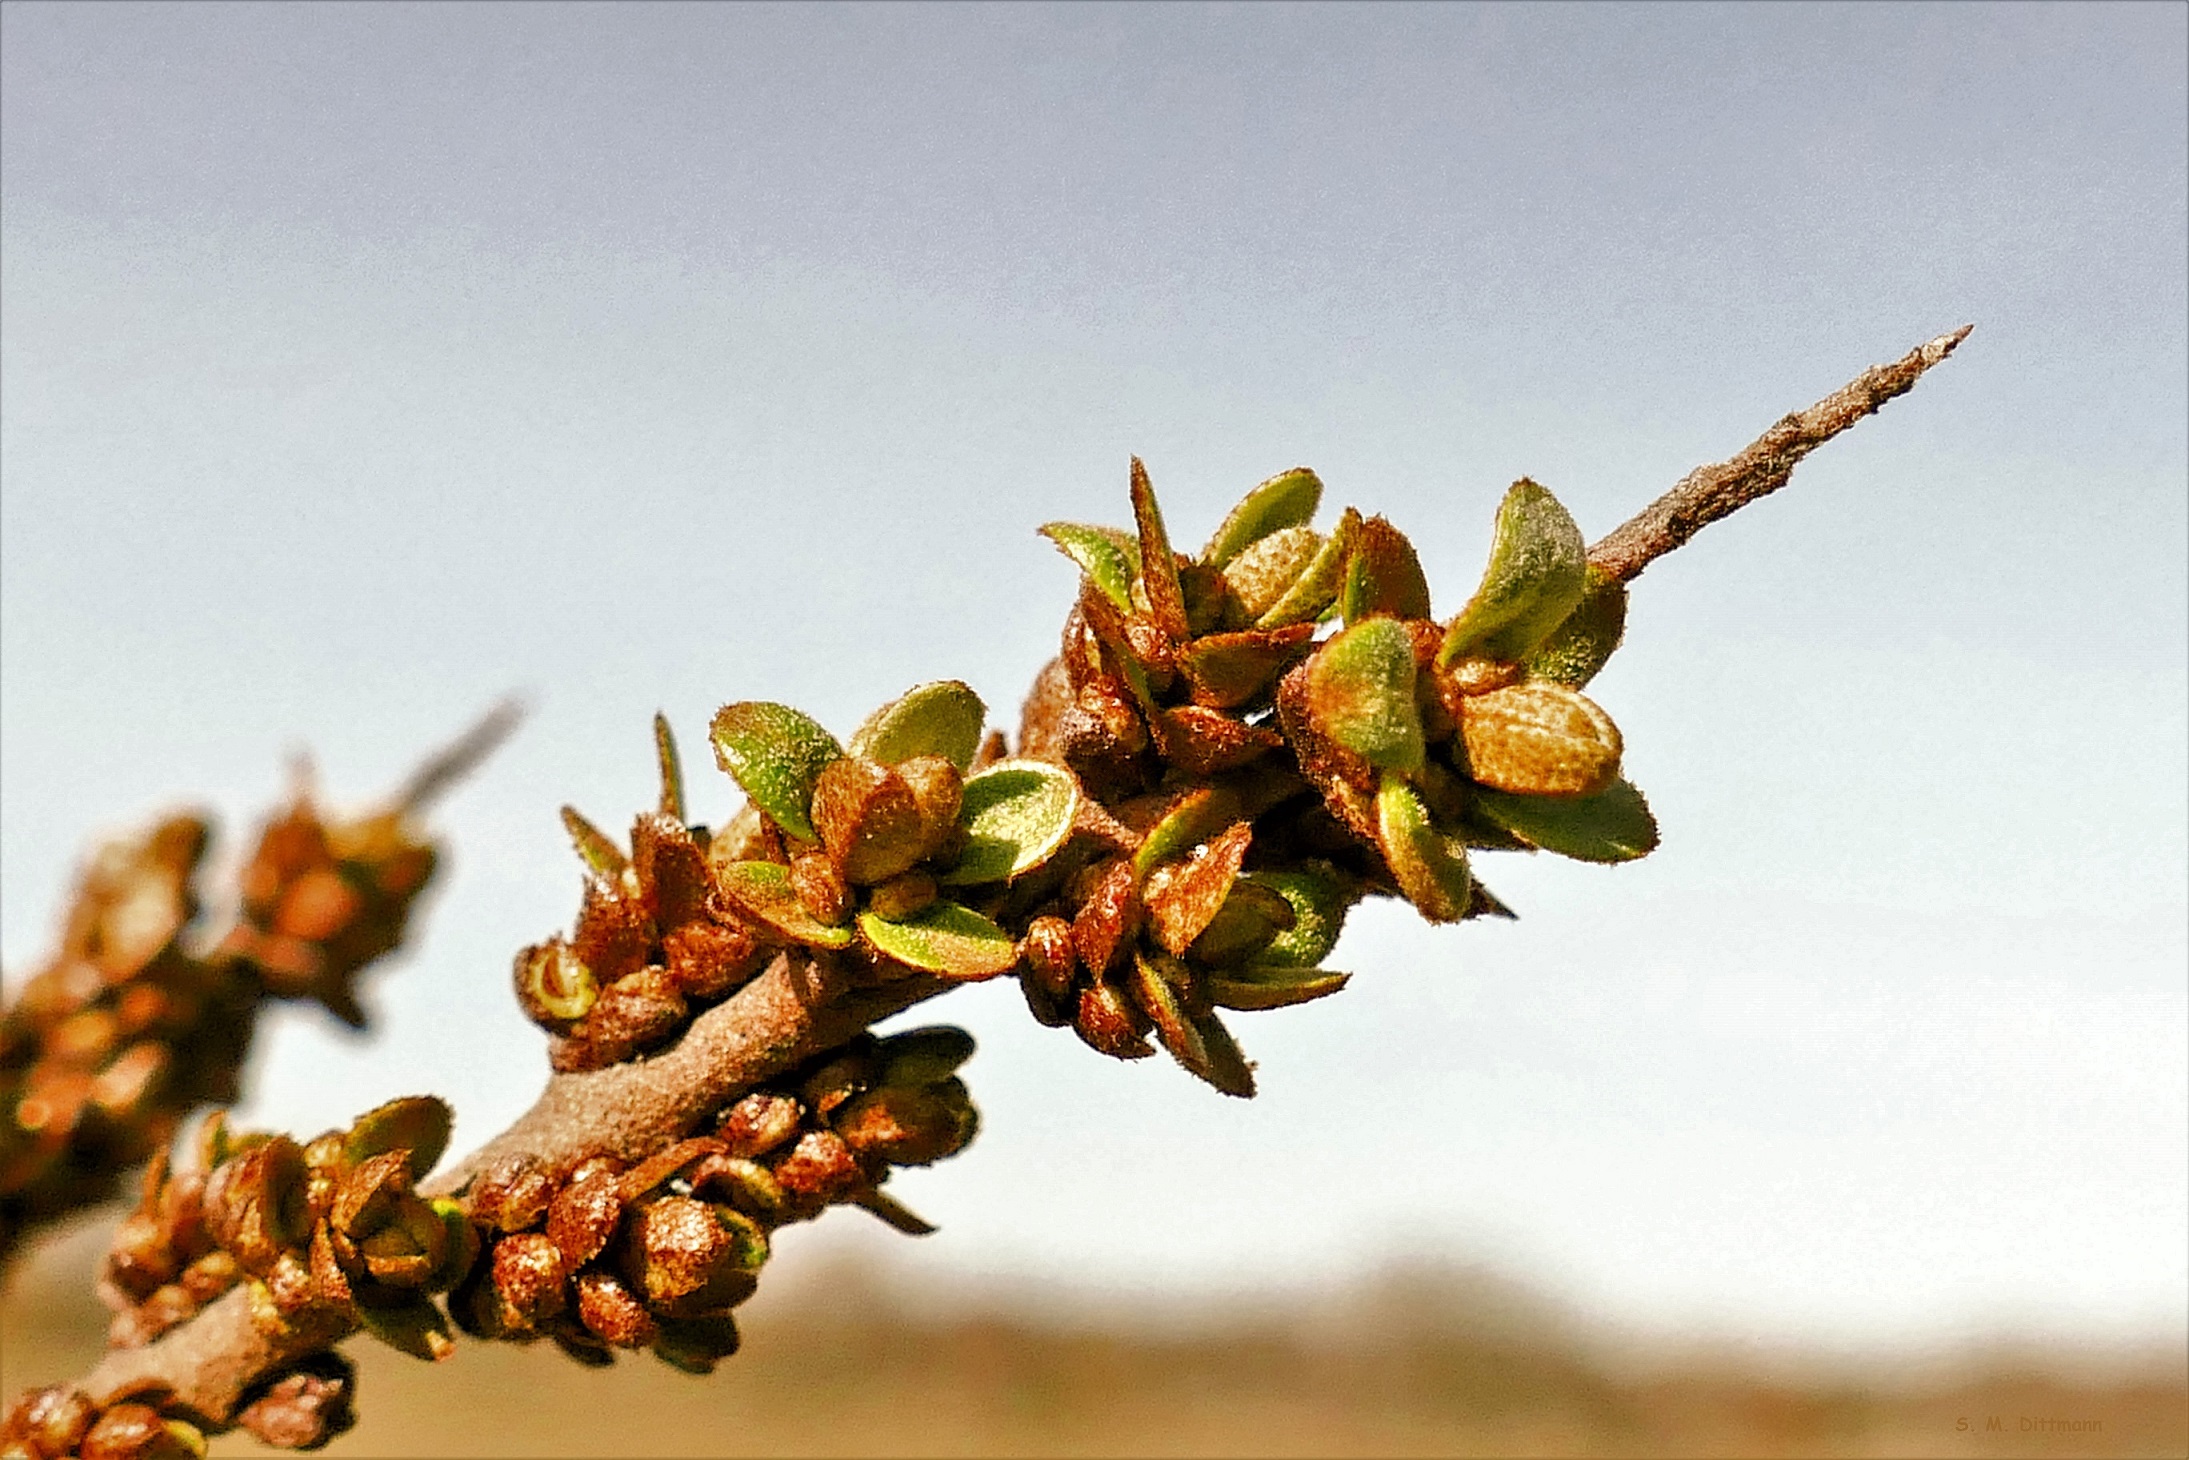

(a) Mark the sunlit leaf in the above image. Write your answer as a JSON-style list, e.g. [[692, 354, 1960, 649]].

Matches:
[[1241, 867, 1351, 967], [1438, 479, 1587, 666], [1257, 507, 1361, 627], [849, 681, 988, 771], [1222, 525, 1325, 622], [712, 860, 853, 948], [1201, 466, 1324, 568], [1338, 515, 1431, 624], [343, 1096, 453, 1183], [1040, 522, 1141, 613], [1129, 457, 1189, 640], [938, 759, 1081, 885], [1375, 776, 1472, 923], [1209, 964, 1351, 1011], [1456, 681, 1622, 797], [709, 702, 844, 843], [1472, 777, 1658, 863], [1131, 785, 1242, 878], [859, 901, 1020, 980], [1305, 617, 1425, 773], [1523, 565, 1628, 689]]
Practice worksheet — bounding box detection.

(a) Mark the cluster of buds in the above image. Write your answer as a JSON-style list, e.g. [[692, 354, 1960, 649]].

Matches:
[[0, 817, 247, 1256], [1, 1355, 357, 1460], [1, 711, 510, 1263], [451, 1026, 978, 1374], [518, 688, 1089, 1072], [1002, 462, 1656, 1093], [99, 1098, 474, 1371]]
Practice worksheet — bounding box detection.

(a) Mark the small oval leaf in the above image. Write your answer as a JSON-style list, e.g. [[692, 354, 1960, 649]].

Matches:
[[1201, 467, 1325, 568], [1040, 522, 1141, 613], [344, 1096, 453, 1183], [1257, 507, 1360, 627], [1439, 479, 1588, 666], [939, 759, 1081, 886], [1241, 867, 1351, 968], [849, 681, 988, 770], [1305, 618, 1425, 774], [1523, 566, 1628, 689], [1209, 964, 1352, 1011], [1338, 515, 1432, 625], [1456, 681, 1622, 798], [709, 702, 844, 843], [1375, 776, 1473, 923], [859, 901, 1020, 980], [713, 860, 853, 948], [1472, 777, 1659, 863], [1222, 525, 1325, 622]]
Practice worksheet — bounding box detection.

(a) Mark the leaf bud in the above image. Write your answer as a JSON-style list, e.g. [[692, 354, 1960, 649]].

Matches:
[[204, 1136, 308, 1275], [235, 1354, 357, 1452], [620, 1196, 767, 1318], [788, 850, 853, 925], [546, 1167, 626, 1271], [1073, 976, 1156, 1060], [688, 1155, 786, 1221], [470, 1154, 556, 1233], [490, 1231, 569, 1330], [1220, 524, 1324, 621], [770, 1130, 864, 1205], [833, 1080, 979, 1167], [79, 1403, 204, 1460], [1019, 916, 1079, 1002], [2, 1385, 92, 1460], [715, 1092, 803, 1160], [573, 966, 688, 1066], [662, 919, 764, 1002], [798, 1046, 881, 1120], [574, 1268, 659, 1348], [1070, 857, 1142, 978], [812, 757, 931, 886]]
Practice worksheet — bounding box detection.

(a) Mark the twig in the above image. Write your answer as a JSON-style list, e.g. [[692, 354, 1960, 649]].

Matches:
[[32, 328, 1975, 1437], [1585, 326, 1972, 583]]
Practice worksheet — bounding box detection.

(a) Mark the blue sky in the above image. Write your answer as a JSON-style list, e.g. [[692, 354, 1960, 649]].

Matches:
[[4, 2, 2183, 1354]]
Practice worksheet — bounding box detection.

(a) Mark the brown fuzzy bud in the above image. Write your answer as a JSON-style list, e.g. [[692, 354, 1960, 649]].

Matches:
[[897, 756, 965, 853], [788, 850, 853, 925], [105, 1211, 179, 1299], [490, 1231, 569, 1330], [570, 877, 652, 988], [574, 966, 688, 1065], [770, 1130, 864, 1205], [619, 1196, 766, 1318], [1074, 977, 1156, 1060], [80, 1403, 201, 1460], [274, 868, 362, 943], [3, 1385, 93, 1459], [812, 758, 931, 886], [833, 1079, 979, 1168], [574, 1268, 659, 1348], [470, 1154, 555, 1233], [798, 1046, 881, 1120], [1020, 915, 1079, 1002], [204, 1137, 308, 1274], [546, 1168, 625, 1270], [662, 919, 764, 1002], [236, 1354, 357, 1452], [1070, 857, 1142, 978], [715, 1092, 803, 1159], [630, 812, 711, 930]]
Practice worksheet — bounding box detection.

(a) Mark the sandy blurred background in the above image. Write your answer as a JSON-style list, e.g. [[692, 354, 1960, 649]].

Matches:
[[4, 3, 2185, 1456]]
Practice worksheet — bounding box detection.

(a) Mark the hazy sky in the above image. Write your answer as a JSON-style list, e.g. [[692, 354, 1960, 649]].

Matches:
[[4, 2, 2183, 1354]]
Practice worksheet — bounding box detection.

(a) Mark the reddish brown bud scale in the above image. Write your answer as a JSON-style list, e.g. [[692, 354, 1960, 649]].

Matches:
[[1073, 977, 1156, 1060], [715, 1092, 803, 1159], [1071, 858, 1142, 978], [770, 1130, 864, 1205], [490, 1231, 569, 1329], [662, 919, 764, 1002], [787, 851, 853, 926], [545, 1170, 625, 1271], [574, 1268, 659, 1348], [1020, 916, 1079, 1001]]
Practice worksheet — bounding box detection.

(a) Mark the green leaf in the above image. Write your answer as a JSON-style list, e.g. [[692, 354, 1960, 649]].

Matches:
[[1040, 522, 1141, 613], [343, 1096, 453, 1183], [1222, 525, 1325, 622], [1209, 964, 1352, 1011], [1131, 951, 1255, 1097], [1257, 507, 1361, 627], [939, 759, 1081, 885], [713, 860, 853, 948], [1129, 457, 1189, 640], [653, 713, 686, 823], [879, 1025, 978, 1086], [1375, 776, 1473, 923], [1242, 867, 1351, 967], [1455, 681, 1622, 798], [1131, 785, 1242, 878], [1338, 515, 1432, 625], [1439, 478, 1588, 666], [709, 702, 844, 843], [859, 901, 1020, 980], [357, 1297, 457, 1362], [1523, 565, 1628, 688], [1177, 623, 1316, 709], [1472, 778, 1659, 863], [561, 805, 627, 878], [1305, 618, 1425, 773], [848, 680, 988, 770], [1201, 466, 1324, 568]]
